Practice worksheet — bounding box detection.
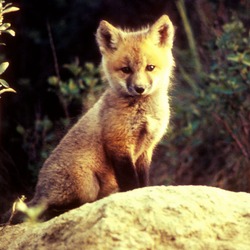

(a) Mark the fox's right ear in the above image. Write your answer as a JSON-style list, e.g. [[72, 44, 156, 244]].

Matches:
[[96, 20, 122, 54], [149, 15, 174, 48]]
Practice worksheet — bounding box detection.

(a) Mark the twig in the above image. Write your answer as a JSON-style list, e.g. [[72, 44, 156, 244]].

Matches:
[[176, 0, 202, 76], [47, 21, 69, 119], [239, 113, 250, 137], [47, 21, 60, 80], [213, 113, 249, 159]]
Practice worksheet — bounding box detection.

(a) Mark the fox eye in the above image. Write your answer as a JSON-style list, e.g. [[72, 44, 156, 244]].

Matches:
[[121, 67, 132, 74], [146, 65, 155, 71]]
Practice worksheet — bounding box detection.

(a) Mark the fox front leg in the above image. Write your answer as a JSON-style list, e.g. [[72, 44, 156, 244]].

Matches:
[[135, 152, 151, 187], [108, 154, 140, 192]]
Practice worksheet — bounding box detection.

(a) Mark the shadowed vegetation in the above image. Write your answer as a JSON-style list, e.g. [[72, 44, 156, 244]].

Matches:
[[0, 0, 250, 216]]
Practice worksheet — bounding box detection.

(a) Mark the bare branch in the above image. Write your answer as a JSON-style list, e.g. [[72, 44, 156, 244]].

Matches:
[[213, 113, 250, 159]]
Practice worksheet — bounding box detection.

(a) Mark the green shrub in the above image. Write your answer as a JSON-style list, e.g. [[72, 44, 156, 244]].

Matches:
[[17, 60, 104, 181], [0, 0, 19, 96], [200, 17, 250, 160], [157, 16, 250, 191], [48, 60, 104, 115]]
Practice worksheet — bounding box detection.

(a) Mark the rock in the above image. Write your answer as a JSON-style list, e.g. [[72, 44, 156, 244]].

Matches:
[[1, 185, 250, 250]]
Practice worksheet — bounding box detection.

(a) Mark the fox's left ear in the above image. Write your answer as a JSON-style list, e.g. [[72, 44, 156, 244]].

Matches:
[[149, 15, 174, 48]]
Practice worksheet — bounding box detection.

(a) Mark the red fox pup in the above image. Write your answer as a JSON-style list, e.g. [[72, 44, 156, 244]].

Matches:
[[4, 14, 175, 223]]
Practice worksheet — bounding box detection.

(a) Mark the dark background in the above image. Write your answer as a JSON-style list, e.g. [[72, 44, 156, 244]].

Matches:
[[0, 0, 250, 214]]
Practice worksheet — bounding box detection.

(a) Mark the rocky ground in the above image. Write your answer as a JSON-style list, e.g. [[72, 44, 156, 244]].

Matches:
[[1, 185, 250, 250]]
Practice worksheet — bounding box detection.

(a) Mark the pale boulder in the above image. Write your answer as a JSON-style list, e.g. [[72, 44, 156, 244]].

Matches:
[[1, 186, 250, 250]]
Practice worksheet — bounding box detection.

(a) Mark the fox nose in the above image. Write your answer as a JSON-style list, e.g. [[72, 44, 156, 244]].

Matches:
[[134, 86, 145, 94]]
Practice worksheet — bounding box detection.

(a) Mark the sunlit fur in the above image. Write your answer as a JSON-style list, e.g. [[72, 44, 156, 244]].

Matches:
[[3, 15, 175, 224]]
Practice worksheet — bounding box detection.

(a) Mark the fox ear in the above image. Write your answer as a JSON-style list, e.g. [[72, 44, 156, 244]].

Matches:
[[96, 20, 122, 54], [149, 15, 174, 48]]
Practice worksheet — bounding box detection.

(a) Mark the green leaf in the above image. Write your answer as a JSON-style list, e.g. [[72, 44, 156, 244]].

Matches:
[[242, 52, 250, 66], [212, 85, 234, 95], [0, 62, 9, 75], [64, 64, 81, 76], [16, 125, 25, 135], [85, 62, 94, 72], [43, 117, 53, 131], [68, 79, 79, 94], [60, 83, 69, 95], [4, 29, 15, 36], [2, 6, 20, 14], [48, 76, 59, 86], [227, 53, 241, 62], [0, 78, 9, 87], [191, 120, 200, 132], [0, 23, 11, 31], [2, 3, 13, 9]]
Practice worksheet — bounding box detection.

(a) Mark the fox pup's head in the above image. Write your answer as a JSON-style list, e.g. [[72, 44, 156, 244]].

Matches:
[[96, 15, 175, 97]]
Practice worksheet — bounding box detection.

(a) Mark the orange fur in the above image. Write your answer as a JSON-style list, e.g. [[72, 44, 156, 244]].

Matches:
[[5, 15, 175, 223]]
